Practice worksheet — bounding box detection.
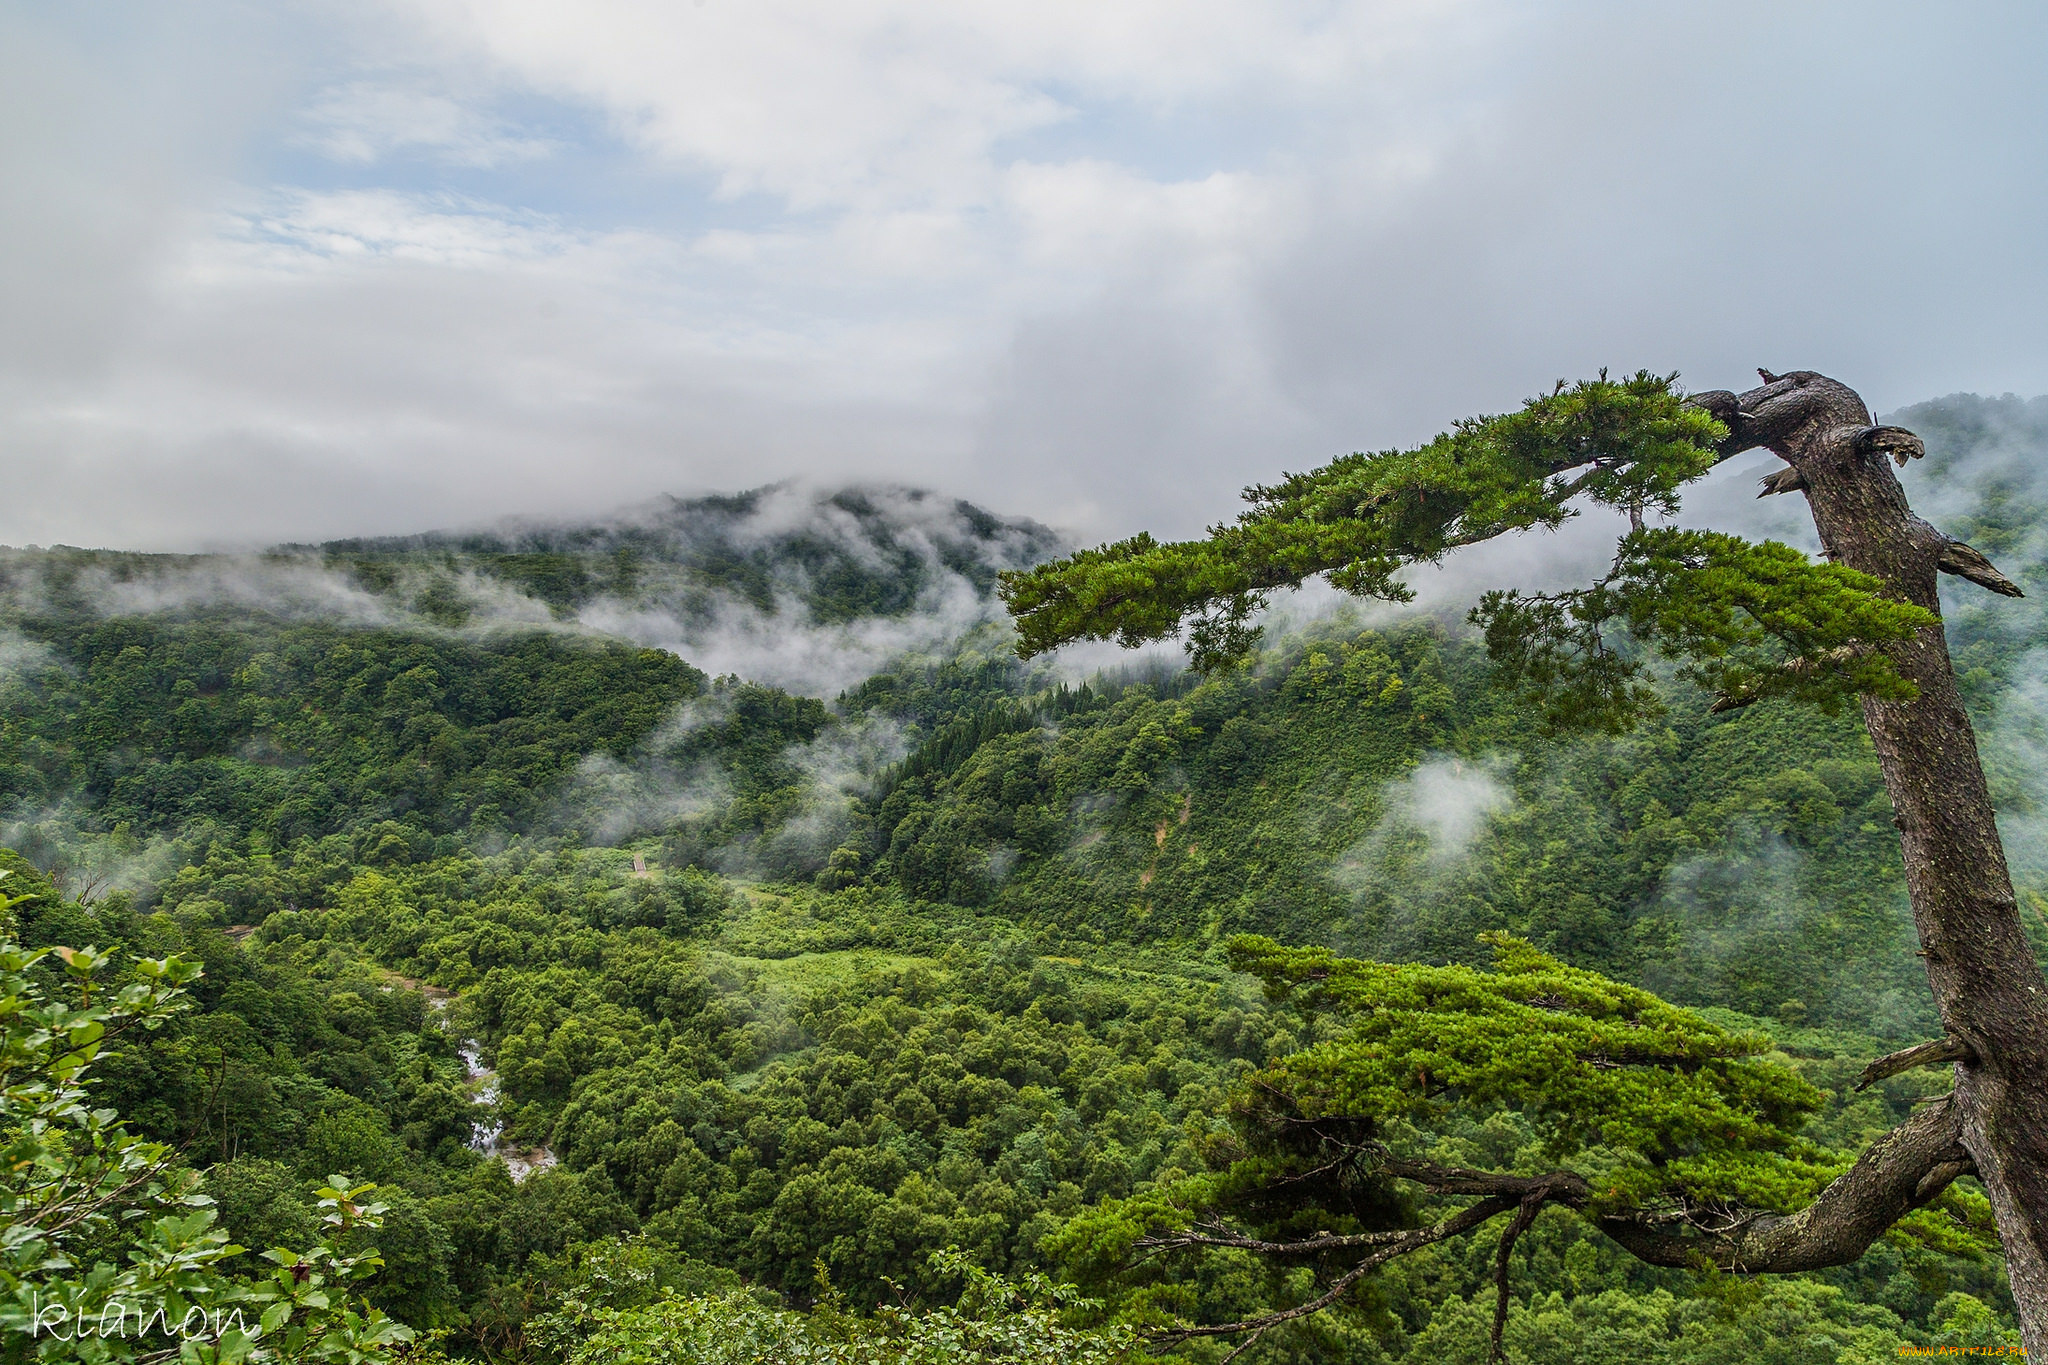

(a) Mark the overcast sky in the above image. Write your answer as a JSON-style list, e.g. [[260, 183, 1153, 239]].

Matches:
[[4, 1, 2045, 552]]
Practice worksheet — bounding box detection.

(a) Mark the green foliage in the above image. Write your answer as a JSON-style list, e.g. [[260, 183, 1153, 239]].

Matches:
[[1474, 530, 1935, 733], [1223, 934, 1832, 1211], [1000, 373, 1725, 670], [0, 873, 411, 1362], [0, 585, 2008, 1354], [999, 373, 1932, 742], [562, 1250, 1136, 1364], [849, 618, 1938, 1035], [0, 618, 704, 840], [0, 394, 2037, 1360], [1398, 1278, 1949, 1365], [246, 850, 1252, 1315]]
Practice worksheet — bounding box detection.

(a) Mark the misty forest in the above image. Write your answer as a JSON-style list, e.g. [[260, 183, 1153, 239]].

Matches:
[[7, 385, 2048, 1365]]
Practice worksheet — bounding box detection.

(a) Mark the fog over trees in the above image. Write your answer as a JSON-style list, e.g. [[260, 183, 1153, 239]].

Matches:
[[2, 386, 2044, 1361]]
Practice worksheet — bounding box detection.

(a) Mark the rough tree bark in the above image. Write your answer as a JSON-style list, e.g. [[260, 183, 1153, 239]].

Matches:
[[1691, 370, 2048, 1353], [1588, 1096, 1972, 1273]]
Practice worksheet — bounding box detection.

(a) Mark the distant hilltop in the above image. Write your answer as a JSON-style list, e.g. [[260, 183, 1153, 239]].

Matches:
[[2, 482, 1065, 630], [302, 482, 1063, 621]]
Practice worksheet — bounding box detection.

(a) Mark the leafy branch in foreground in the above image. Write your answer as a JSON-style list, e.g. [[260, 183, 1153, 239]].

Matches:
[[0, 871, 413, 1364], [1049, 935, 1988, 1363]]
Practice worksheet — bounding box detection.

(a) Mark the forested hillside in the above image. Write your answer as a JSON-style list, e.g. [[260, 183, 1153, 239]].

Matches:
[[3, 394, 2044, 1361]]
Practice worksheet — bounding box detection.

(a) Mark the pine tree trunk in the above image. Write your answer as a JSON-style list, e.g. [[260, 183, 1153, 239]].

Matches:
[[1699, 371, 2048, 1353]]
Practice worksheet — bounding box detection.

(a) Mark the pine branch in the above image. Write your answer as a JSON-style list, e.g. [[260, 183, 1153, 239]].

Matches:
[[1152, 1196, 1521, 1344], [1938, 540, 2025, 597], [1491, 1194, 1547, 1364], [1856, 1036, 1975, 1092]]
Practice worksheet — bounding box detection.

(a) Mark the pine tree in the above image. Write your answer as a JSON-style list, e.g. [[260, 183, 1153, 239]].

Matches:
[[1000, 369, 2047, 1355]]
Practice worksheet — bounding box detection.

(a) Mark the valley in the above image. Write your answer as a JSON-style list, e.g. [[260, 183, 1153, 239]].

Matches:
[[3, 394, 2045, 1361]]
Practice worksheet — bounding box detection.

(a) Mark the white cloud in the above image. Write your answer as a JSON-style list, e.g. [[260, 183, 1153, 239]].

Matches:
[[1330, 751, 1514, 956], [397, 0, 1475, 210], [0, 628, 56, 680], [577, 575, 993, 699], [1384, 754, 1514, 864], [2, 1, 2044, 555], [1981, 650, 2048, 893]]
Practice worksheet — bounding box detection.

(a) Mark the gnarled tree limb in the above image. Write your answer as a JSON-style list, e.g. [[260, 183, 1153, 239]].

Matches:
[[1377, 1159, 1590, 1201], [1688, 372, 2048, 1352], [1854, 425, 1927, 467], [1938, 540, 2026, 597], [1491, 1193, 1547, 1364], [1378, 1102, 1970, 1274], [1594, 1095, 1969, 1272], [1758, 466, 1808, 497], [1857, 1036, 1976, 1091], [1139, 1222, 1455, 1257], [1149, 1101, 1971, 1350], [1155, 1196, 1520, 1343]]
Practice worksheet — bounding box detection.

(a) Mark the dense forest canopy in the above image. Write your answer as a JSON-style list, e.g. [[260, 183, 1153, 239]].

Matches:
[[2, 392, 2045, 1361]]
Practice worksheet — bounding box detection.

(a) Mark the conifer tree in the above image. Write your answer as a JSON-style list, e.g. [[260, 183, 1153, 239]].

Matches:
[[1001, 369, 2047, 1354]]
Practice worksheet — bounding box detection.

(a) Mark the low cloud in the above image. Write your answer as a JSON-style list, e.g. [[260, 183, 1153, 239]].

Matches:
[[1327, 752, 1513, 963], [555, 685, 913, 873], [1981, 650, 2048, 895], [1378, 754, 1514, 866], [1, 481, 1059, 700], [0, 799, 188, 908], [1639, 824, 1932, 1039], [579, 585, 972, 697], [743, 713, 915, 873], [0, 629, 56, 680]]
